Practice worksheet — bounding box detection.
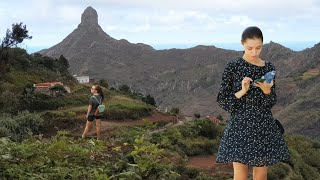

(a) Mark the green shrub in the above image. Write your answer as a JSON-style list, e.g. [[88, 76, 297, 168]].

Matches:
[[130, 137, 180, 179], [40, 111, 78, 133], [0, 111, 43, 141], [0, 126, 10, 137], [302, 149, 320, 170], [119, 84, 131, 93], [177, 119, 224, 140], [194, 113, 201, 118], [195, 119, 224, 139], [151, 120, 221, 156], [0, 89, 20, 114], [312, 141, 320, 149], [182, 167, 200, 179], [44, 111, 77, 120], [267, 163, 290, 180], [177, 137, 215, 156], [116, 127, 145, 144], [286, 138, 320, 179], [0, 132, 114, 179], [141, 94, 156, 106]]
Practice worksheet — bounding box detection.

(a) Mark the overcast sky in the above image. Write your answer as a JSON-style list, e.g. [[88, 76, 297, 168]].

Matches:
[[0, 0, 319, 52]]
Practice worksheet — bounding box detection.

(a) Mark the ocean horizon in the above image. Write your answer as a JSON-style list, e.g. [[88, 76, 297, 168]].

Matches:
[[150, 41, 319, 51], [25, 41, 318, 54]]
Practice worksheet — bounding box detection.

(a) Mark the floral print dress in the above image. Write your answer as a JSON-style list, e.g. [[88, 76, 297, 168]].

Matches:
[[216, 57, 290, 166]]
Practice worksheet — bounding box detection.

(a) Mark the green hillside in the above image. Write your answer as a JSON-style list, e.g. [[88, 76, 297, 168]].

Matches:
[[276, 59, 320, 138]]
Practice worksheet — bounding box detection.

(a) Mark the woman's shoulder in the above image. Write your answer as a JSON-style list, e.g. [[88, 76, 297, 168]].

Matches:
[[94, 95, 103, 101], [225, 58, 242, 70], [92, 95, 102, 99], [229, 57, 242, 63], [90, 95, 101, 99]]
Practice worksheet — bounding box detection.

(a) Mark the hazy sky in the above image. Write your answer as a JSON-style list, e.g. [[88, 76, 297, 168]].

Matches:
[[0, 0, 319, 51]]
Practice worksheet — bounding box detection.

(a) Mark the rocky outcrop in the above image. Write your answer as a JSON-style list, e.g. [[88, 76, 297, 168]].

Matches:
[[38, 6, 154, 76], [79, 6, 98, 27]]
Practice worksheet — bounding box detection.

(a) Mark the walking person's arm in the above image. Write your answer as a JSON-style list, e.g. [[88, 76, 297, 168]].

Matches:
[[86, 105, 92, 119]]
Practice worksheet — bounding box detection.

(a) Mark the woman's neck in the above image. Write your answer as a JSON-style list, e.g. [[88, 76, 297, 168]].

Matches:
[[242, 56, 265, 67]]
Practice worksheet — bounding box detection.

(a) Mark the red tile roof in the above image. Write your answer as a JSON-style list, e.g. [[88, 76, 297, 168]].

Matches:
[[34, 82, 63, 87]]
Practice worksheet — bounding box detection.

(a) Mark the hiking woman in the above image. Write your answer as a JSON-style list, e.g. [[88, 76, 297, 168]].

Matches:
[[82, 85, 104, 140]]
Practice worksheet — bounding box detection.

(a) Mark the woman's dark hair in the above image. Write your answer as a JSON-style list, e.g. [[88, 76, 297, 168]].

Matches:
[[241, 26, 263, 43], [93, 85, 104, 101]]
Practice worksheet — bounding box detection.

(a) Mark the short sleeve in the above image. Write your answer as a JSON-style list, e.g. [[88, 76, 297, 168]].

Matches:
[[89, 96, 95, 106]]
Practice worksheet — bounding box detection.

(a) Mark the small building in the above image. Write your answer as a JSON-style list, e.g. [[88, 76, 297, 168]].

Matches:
[[156, 107, 172, 113], [33, 82, 65, 95], [74, 75, 90, 84]]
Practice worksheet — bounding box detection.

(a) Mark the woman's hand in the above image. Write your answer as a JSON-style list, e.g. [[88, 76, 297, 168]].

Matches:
[[242, 77, 253, 92], [235, 77, 252, 99], [254, 80, 274, 94]]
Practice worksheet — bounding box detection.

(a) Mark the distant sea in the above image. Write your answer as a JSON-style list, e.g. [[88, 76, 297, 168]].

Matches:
[[26, 41, 318, 54], [151, 41, 319, 51]]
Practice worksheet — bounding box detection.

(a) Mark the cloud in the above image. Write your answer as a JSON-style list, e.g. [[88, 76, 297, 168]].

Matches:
[[102, 10, 218, 34], [0, 0, 319, 49], [57, 6, 84, 23], [220, 15, 262, 29], [80, 0, 319, 17], [105, 18, 150, 33]]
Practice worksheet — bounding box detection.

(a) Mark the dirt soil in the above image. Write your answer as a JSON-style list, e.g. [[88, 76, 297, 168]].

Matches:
[[70, 111, 176, 137], [186, 155, 234, 177]]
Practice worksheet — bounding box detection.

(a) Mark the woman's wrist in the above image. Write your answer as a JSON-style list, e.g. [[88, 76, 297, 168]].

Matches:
[[235, 89, 246, 99], [262, 89, 271, 94]]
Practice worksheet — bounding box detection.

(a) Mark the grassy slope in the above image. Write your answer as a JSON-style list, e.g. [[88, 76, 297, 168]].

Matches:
[[275, 65, 320, 138]]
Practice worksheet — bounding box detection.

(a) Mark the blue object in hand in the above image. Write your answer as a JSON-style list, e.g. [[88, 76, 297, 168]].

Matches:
[[264, 70, 276, 83]]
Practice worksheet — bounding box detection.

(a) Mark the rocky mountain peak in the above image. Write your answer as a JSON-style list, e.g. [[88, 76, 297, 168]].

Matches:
[[312, 42, 320, 49], [267, 41, 289, 50], [79, 6, 98, 27]]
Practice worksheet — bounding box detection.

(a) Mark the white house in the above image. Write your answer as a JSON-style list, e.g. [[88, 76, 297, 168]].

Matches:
[[74, 75, 90, 84]]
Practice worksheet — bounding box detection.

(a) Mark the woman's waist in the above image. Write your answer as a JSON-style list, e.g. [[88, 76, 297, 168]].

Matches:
[[239, 97, 264, 107], [234, 102, 271, 114]]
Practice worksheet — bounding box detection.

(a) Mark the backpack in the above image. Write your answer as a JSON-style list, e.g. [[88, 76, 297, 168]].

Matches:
[[92, 96, 105, 114]]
